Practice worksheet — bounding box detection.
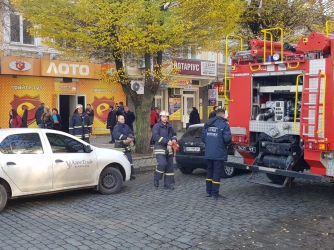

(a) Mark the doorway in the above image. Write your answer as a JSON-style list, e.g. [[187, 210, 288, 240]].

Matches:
[[182, 94, 195, 128], [58, 95, 86, 133]]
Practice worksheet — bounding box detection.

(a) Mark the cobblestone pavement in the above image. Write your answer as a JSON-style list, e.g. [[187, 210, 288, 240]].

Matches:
[[1, 169, 334, 250]]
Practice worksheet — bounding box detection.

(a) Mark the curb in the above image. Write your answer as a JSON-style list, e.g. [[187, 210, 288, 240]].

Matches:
[[134, 164, 156, 172]]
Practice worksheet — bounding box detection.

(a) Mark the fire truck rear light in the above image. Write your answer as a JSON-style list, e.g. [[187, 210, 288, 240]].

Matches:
[[232, 135, 246, 143], [303, 142, 329, 151]]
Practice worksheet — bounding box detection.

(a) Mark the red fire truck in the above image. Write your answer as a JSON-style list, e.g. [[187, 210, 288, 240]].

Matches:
[[225, 24, 334, 187]]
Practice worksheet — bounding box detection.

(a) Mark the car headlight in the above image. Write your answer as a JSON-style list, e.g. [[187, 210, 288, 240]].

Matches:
[[123, 153, 128, 160]]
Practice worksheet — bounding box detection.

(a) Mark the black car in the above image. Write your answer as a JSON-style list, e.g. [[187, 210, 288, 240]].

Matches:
[[176, 124, 236, 178]]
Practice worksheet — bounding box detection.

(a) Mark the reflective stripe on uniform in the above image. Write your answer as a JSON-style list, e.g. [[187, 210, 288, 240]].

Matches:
[[114, 148, 125, 152], [206, 178, 212, 181], [74, 126, 82, 128], [158, 137, 163, 143], [88, 125, 92, 127], [154, 149, 166, 155], [84, 134, 89, 138], [69, 127, 74, 130], [155, 168, 164, 174], [164, 173, 174, 176], [119, 134, 124, 139], [212, 181, 220, 184], [75, 135, 82, 138]]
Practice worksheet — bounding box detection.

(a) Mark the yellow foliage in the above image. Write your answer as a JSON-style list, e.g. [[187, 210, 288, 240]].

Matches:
[[12, 0, 244, 58]]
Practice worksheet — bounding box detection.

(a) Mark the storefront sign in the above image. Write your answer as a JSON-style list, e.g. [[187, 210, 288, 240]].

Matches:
[[55, 82, 77, 94], [161, 77, 192, 88], [1, 57, 41, 76], [42, 60, 101, 79], [169, 97, 181, 121], [201, 62, 216, 76], [171, 59, 217, 76], [172, 59, 201, 75]]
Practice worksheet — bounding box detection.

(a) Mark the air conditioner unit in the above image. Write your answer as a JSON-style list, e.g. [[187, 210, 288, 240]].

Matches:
[[137, 59, 145, 69], [131, 80, 144, 94]]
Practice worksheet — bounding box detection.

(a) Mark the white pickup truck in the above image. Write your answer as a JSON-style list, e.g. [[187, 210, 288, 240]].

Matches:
[[0, 128, 131, 212]]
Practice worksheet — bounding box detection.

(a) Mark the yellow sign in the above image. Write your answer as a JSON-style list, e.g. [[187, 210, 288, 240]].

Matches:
[[169, 98, 181, 120]]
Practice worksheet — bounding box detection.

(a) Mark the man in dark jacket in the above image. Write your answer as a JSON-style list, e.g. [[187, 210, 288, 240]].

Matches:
[[209, 106, 218, 119], [107, 105, 117, 143], [112, 115, 136, 180], [35, 103, 45, 128], [124, 106, 136, 131], [116, 101, 125, 116], [201, 108, 231, 200], [69, 104, 92, 143], [152, 110, 177, 190]]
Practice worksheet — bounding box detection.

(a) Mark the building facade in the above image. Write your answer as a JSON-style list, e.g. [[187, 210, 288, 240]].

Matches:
[[0, 9, 126, 133]]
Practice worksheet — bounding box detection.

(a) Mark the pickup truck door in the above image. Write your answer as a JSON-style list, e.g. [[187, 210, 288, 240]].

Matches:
[[0, 132, 53, 192], [44, 132, 97, 189]]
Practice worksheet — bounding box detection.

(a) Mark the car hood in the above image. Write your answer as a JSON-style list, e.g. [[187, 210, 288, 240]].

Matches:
[[91, 146, 131, 180]]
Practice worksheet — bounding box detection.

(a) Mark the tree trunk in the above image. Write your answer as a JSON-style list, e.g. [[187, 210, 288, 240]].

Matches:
[[134, 95, 154, 154], [114, 52, 161, 154]]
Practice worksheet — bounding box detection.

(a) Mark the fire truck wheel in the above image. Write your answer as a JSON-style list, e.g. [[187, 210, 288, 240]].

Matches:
[[266, 173, 295, 184], [221, 166, 235, 178]]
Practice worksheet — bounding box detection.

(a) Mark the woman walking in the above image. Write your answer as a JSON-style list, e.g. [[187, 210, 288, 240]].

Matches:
[[9, 109, 22, 128], [41, 106, 54, 129], [52, 108, 62, 131]]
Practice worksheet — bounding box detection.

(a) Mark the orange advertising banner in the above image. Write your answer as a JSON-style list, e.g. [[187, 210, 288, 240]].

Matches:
[[41, 60, 101, 79], [1, 57, 41, 76]]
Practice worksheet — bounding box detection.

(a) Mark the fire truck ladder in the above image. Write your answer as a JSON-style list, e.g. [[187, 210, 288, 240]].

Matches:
[[294, 71, 327, 140]]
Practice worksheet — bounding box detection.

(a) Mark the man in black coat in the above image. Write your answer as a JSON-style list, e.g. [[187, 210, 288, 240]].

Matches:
[[34, 103, 45, 128], [124, 106, 136, 131], [116, 101, 125, 116], [107, 105, 117, 143]]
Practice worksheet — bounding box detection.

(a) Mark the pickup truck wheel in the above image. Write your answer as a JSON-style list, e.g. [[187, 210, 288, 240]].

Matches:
[[98, 167, 123, 194], [178, 164, 194, 174], [221, 166, 235, 178], [0, 184, 8, 213]]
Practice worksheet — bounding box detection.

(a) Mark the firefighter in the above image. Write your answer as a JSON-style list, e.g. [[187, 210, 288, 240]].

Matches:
[[201, 108, 231, 200], [152, 110, 177, 190], [112, 115, 136, 180], [69, 104, 92, 143]]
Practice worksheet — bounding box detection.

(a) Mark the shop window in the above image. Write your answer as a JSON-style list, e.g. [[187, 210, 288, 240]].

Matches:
[[10, 13, 35, 45]]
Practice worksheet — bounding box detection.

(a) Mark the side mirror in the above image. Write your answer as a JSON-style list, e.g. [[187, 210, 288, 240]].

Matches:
[[84, 145, 93, 153]]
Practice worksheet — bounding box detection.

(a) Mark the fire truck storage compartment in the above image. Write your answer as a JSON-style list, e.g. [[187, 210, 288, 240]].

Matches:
[[251, 72, 302, 122]]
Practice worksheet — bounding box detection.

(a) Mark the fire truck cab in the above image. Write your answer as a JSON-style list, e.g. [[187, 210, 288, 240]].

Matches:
[[226, 25, 334, 186]]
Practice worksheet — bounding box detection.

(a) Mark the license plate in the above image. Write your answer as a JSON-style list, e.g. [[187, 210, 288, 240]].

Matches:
[[185, 147, 200, 152]]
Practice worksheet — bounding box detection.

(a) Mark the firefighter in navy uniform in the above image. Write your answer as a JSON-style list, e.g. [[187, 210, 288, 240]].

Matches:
[[69, 104, 92, 143], [152, 111, 177, 190], [201, 108, 231, 200], [113, 115, 136, 180]]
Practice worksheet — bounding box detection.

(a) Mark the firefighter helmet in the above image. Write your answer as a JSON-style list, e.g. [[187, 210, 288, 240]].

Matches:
[[159, 110, 169, 116]]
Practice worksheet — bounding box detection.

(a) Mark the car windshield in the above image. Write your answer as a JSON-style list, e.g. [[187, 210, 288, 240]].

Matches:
[[182, 127, 203, 139]]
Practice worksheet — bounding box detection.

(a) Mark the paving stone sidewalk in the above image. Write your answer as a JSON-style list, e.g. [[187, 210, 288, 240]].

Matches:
[[89, 132, 184, 171]]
